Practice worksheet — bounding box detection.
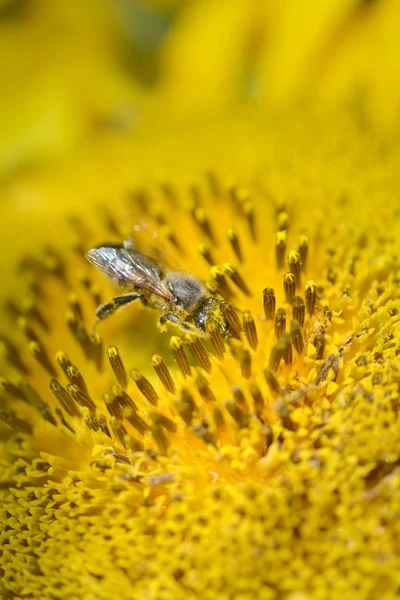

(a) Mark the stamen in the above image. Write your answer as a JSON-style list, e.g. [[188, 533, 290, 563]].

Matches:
[[104, 392, 122, 419], [192, 207, 215, 242], [274, 308, 286, 339], [131, 369, 158, 406], [240, 348, 252, 379], [193, 424, 216, 448], [151, 412, 177, 433], [110, 416, 128, 447], [207, 323, 225, 359], [49, 379, 80, 417], [28, 341, 57, 377], [263, 287, 276, 320], [0, 335, 29, 374], [67, 384, 96, 413], [37, 402, 57, 426], [314, 333, 326, 360], [305, 280, 318, 315], [250, 382, 264, 417], [196, 373, 216, 403], [206, 170, 222, 200], [243, 200, 256, 241], [225, 400, 250, 429], [170, 337, 191, 377], [151, 355, 176, 393], [0, 377, 26, 401], [185, 335, 212, 373], [275, 231, 287, 269], [227, 228, 243, 262], [292, 296, 305, 327], [213, 406, 225, 428], [107, 346, 127, 389], [223, 263, 252, 296], [210, 266, 234, 300], [175, 388, 197, 425], [262, 424, 274, 453], [124, 408, 149, 435], [98, 414, 112, 438], [198, 243, 215, 266], [232, 385, 248, 410], [220, 302, 242, 337], [243, 311, 258, 350], [263, 368, 280, 394], [55, 408, 75, 433], [112, 384, 137, 411], [18, 317, 38, 342], [67, 292, 83, 321], [290, 320, 304, 355], [269, 334, 292, 370], [66, 364, 89, 397], [283, 273, 296, 304], [0, 411, 33, 434], [288, 250, 301, 281], [151, 425, 170, 453], [277, 211, 289, 231], [298, 235, 309, 270]]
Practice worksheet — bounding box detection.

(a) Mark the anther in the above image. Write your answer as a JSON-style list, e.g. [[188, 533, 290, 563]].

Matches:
[[274, 308, 286, 339], [223, 263, 252, 296], [275, 231, 287, 269], [263, 368, 280, 394], [151, 412, 177, 433], [185, 335, 212, 373], [37, 402, 57, 426], [107, 346, 127, 389], [290, 320, 304, 355], [151, 355, 176, 394], [243, 311, 258, 350], [243, 200, 257, 241], [110, 416, 128, 447], [193, 207, 215, 242], [66, 364, 89, 396], [151, 425, 170, 453], [0, 411, 33, 435], [227, 228, 243, 262], [288, 250, 301, 281], [250, 382, 264, 417], [207, 323, 225, 359], [124, 408, 149, 435], [213, 406, 225, 428], [314, 333, 326, 360], [210, 266, 234, 300], [292, 296, 305, 327], [240, 348, 252, 379], [298, 235, 309, 271], [277, 211, 289, 231], [220, 302, 242, 337], [305, 280, 318, 315], [263, 287, 276, 320], [198, 243, 215, 266], [225, 400, 250, 429], [196, 373, 216, 403], [206, 170, 222, 200], [49, 379, 80, 417], [18, 317, 38, 343], [131, 369, 158, 406], [28, 341, 57, 377], [68, 292, 83, 321], [175, 388, 197, 425], [98, 414, 111, 438], [170, 337, 191, 377], [67, 384, 96, 413], [283, 273, 296, 304], [231, 385, 247, 411], [112, 384, 137, 411], [55, 408, 75, 433], [0, 377, 26, 401], [269, 334, 292, 371]]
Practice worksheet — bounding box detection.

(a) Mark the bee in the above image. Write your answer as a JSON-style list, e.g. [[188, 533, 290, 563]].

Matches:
[[86, 238, 233, 338]]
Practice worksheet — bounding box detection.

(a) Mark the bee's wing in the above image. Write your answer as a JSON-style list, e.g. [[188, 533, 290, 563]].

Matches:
[[86, 246, 175, 301]]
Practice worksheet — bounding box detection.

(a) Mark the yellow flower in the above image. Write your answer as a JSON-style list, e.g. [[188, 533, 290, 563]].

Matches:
[[1, 108, 400, 600]]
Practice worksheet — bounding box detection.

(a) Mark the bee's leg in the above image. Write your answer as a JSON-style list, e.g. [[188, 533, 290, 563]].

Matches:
[[159, 314, 195, 333], [92, 292, 143, 334]]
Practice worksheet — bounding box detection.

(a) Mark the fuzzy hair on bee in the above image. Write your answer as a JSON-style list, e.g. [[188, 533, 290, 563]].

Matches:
[[86, 240, 233, 339]]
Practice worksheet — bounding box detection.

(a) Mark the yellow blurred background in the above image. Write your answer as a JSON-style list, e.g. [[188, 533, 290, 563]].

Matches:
[[0, 0, 400, 293]]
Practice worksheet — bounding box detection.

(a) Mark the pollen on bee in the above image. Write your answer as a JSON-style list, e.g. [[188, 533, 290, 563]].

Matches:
[[274, 308, 286, 339], [290, 319, 304, 355], [263, 287, 276, 320], [170, 336, 191, 377], [107, 345, 128, 389], [305, 280, 318, 315], [292, 296, 305, 327], [227, 228, 243, 262], [223, 263, 252, 296], [151, 354, 176, 394], [243, 311, 258, 350], [275, 231, 287, 269], [131, 369, 158, 406], [283, 273, 296, 304], [184, 335, 212, 373]]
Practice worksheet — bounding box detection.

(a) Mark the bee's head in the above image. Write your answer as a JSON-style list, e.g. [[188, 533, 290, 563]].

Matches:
[[166, 272, 206, 312]]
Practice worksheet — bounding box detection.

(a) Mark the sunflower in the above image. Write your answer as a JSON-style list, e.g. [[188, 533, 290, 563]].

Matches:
[[1, 2, 400, 600]]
